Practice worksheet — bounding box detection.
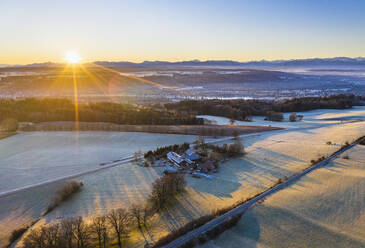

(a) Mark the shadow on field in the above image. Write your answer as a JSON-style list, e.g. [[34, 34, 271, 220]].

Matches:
[[185, 146, 305, 204], [0, 182, 62, 247], [219, 205, 365, 248], [42, 164, 161, 221]]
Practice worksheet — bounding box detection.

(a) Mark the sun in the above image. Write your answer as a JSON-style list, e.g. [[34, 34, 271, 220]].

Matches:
[[64, 50, 81, 64]]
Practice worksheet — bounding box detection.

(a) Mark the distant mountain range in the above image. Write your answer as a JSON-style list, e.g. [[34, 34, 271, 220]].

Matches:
[[95, 57, 365, 67], [4, 57, 365, 68]]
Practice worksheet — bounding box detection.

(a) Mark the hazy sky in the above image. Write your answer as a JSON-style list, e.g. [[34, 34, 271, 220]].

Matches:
[[1, 0, 364, 64]]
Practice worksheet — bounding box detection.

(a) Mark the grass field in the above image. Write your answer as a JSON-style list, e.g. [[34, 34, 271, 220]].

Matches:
[[0, 131, 198, 192], [10, 121, 365, 248], [198, 106, 365, 129], [199, 145, 365, 248], [2, 108, 365, 248]]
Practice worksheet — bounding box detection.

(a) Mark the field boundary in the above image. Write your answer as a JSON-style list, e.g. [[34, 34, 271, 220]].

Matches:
[[0, 132, 16, 141], [19, 121, 281, 136]]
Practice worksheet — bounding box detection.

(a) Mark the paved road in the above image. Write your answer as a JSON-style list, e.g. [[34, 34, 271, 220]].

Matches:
[[0, 156, 134, 198], [161, 139, 361, 248]]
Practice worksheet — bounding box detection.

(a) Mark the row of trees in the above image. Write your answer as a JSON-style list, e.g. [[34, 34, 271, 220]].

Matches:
[[196, 134, 245, 159], [265, 111, 284, 121], [44, 180, 83, 215], [23, 208, 140, 248], [21, 174, 187, 248], [0, 98, 203, 125], [2, 95, 355, 128], [144, 143, 190, 160], [164, 94, 361, 121]]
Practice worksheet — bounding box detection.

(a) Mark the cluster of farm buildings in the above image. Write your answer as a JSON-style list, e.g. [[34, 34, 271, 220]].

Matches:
[[166, 149, 216, 174]]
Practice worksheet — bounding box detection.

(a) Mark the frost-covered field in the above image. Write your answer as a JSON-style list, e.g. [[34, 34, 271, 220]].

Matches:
[[2, 108, 365, 248], [0, 132, 197, 192], [199, 144, 365, 248], [0, 132, 198, 247], [11, 120, 365, 248], [198, 106, 365, 129]]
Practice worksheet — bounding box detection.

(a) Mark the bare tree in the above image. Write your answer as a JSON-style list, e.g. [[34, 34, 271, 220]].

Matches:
[[130, 203, 156, 246], [107, 208, 130, 248], [134, 149, 143, 162], [73, 216, 90, 248], [194, 136, 205, 146], [149, 174, 186, 211], [23, 227, 46, 248], [60, 218, 77, 248], [130, 203, 148, 244], [142, 204, 155, 229], [130, 204, 143, 229], [130, 203, 155, 229], [91, 216, 108, 248], [43, 224, 61, 248]]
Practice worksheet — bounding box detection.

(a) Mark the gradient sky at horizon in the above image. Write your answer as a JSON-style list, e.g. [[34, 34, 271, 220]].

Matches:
[[1, 0, 365, 64]]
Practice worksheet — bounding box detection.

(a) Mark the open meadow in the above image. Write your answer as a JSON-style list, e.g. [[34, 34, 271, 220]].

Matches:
[[0, 132, 197, 192], [199, 141, 365, 248], [2, 107, 364, 248], [198, 106, 365, 129]]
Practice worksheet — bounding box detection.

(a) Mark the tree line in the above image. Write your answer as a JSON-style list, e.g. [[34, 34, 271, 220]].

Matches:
[[1, 95, 359, 127], [163, 94, 362, 121], [0, 98, 203, 125], [144, 143, 190, 160], [23, 209, 133, 248], [18, 174, 187, 248], [196, 134, 245, 160]]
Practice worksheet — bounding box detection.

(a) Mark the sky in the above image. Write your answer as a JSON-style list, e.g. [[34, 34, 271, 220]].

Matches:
[[1, 0, 365, 64]]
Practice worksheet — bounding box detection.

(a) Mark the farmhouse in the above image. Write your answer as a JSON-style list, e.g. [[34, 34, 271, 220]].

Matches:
[[167, 151, 195, 167], [184, 149, 201, 161], [167, 152, 185, 166]]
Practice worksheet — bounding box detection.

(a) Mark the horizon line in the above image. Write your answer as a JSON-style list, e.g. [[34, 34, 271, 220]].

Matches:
[[2, 56, 365, 67]]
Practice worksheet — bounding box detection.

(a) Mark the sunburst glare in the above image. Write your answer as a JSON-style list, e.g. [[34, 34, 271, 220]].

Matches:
[[64, 50, 81, 64]]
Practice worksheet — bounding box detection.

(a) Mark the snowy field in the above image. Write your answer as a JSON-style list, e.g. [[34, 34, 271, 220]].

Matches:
[[11, 121, 365, 248], [0, 132, 197, 192], [199, 144, 365, 248], [198, 106, 365, 129], [0, 132, 199, 247], [1, 107, 365, 247]]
